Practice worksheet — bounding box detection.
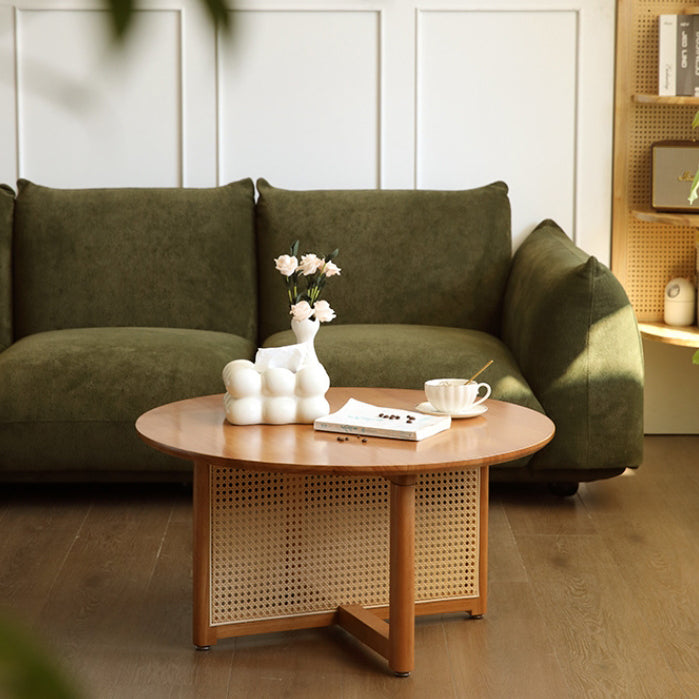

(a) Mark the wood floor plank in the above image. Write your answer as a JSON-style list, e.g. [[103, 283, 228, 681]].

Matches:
[[444, 580, 569, 699], [36, 493, 174, 649], [130, 517, 234, 698], [492, 482, 597, 537], [138, 519, 193, 646], [578, 456, 699, 677], [514, 532, 687, 698], [227, 627, 356, 696], [487, 496, 528, 584], [1, 436, 697, 697], [0, 491, 90, 624]]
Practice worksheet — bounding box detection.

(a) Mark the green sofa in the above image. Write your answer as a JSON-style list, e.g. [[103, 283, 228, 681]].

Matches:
[[0, 178, 644, 490]]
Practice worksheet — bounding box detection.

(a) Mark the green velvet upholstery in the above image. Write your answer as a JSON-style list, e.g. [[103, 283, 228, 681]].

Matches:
[[256, 179, 512, 339], [13, 179, 257, 340], [501, 219, 644, 473], [2, 179, 258, 479], [264, 323, 543, 411], [0, 328, 254, 476], [0, 177, 644, 487], [0, 184, 13, 353]]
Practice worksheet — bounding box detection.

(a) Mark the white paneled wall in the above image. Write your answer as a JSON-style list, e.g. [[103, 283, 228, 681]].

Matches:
[[219, 9, 380, 188], [0, 0, 614, 260], [15, 8, 182, 187], [417, 9, 578, 245]]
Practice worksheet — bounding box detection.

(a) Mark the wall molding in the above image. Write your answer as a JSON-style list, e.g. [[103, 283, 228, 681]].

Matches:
[[0, 0, 614, 260]]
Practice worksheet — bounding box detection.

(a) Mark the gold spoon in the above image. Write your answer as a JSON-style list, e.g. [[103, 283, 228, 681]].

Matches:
[[466, 359, 493, 384]]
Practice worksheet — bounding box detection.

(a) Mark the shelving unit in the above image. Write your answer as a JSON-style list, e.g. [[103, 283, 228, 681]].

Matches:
[[632, 207, 699, 225], [637, 320, 699, 346], [612, 0, 699, 346], [632, 94, 699, 104]]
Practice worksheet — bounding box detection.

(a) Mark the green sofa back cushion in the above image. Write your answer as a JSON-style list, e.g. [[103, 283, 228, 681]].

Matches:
[[0, 185, 13, 352], [501, 219, 644, 470], [12, 179, 257, 340], [255, 179, 512, 339]]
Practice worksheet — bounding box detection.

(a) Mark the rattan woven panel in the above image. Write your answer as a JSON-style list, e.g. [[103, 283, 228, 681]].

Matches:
[[624, 0, 697, 319], [209, 467, 481, 625]]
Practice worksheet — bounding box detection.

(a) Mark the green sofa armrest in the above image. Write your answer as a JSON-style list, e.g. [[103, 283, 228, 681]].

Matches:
[[501, 220, 644, 472]]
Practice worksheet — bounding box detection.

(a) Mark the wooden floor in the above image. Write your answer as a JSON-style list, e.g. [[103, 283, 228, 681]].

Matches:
[[1, 435, 698, 698]]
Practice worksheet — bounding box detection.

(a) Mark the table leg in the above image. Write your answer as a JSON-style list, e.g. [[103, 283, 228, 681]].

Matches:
[[193, 460, 216, 649], [388, 475, 417, 677]]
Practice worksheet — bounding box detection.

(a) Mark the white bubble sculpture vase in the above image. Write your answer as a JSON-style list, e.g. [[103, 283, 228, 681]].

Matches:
[[222, 354, 330, 425]]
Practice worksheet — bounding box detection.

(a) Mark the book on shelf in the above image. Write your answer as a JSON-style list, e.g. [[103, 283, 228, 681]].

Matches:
[[313, 398, 451, 442], [658, 13, 699, 96]]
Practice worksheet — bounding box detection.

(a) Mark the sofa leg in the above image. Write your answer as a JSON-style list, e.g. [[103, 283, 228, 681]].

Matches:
[[548, 481, 579, 497]]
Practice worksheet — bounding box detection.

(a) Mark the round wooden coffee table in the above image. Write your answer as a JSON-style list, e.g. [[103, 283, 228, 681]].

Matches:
[[136, 387, 554, 676]]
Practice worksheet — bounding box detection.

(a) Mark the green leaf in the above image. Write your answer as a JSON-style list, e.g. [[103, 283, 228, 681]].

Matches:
[[290, 240, 299, 257], [200, 0, 231, 32], [0, 615, 81, 698], [689, 167, 699, 205], [104, 0, 232, 41], [104, 0, 134, 41], [693, 349, 699, 364], [692, 110, 699, 129], [326, 248, 339, 262]]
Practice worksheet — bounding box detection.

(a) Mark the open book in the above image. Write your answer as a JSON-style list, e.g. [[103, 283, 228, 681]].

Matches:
[[314, 398, 451, 441]]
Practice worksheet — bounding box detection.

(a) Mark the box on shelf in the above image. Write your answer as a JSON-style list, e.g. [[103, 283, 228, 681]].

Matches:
[[651, 141, 699, 211]]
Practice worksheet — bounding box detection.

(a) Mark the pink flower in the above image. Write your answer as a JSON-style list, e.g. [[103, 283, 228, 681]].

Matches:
[[312, 300, 336, 323], [290, 300, 313, 321], [274, 254, 298, 276], [299, 253, 323, 276], [323, 261, 341, 277]]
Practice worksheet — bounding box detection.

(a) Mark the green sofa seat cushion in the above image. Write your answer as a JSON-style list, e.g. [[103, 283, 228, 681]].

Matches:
[[256, 179, 512, 339], [0, 327, 253, 474], [12, 179, 257, 340], [263, 323, 543, 413], [501, 220, 644, 472]]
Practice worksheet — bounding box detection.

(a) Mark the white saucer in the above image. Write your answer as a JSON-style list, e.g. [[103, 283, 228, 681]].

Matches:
[[415, 401, 488, 419]]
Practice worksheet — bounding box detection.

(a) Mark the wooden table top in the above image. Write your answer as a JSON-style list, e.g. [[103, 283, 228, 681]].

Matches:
[[135, 387, 555, 477]]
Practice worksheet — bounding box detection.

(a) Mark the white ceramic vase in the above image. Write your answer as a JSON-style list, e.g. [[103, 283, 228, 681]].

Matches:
[[221, 317, 331, 425], [222, 358, 330, 425], [291, 317, 321, 366]]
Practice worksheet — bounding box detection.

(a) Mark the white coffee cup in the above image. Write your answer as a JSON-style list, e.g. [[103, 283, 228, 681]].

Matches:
[[424, 378, 492, 414]]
